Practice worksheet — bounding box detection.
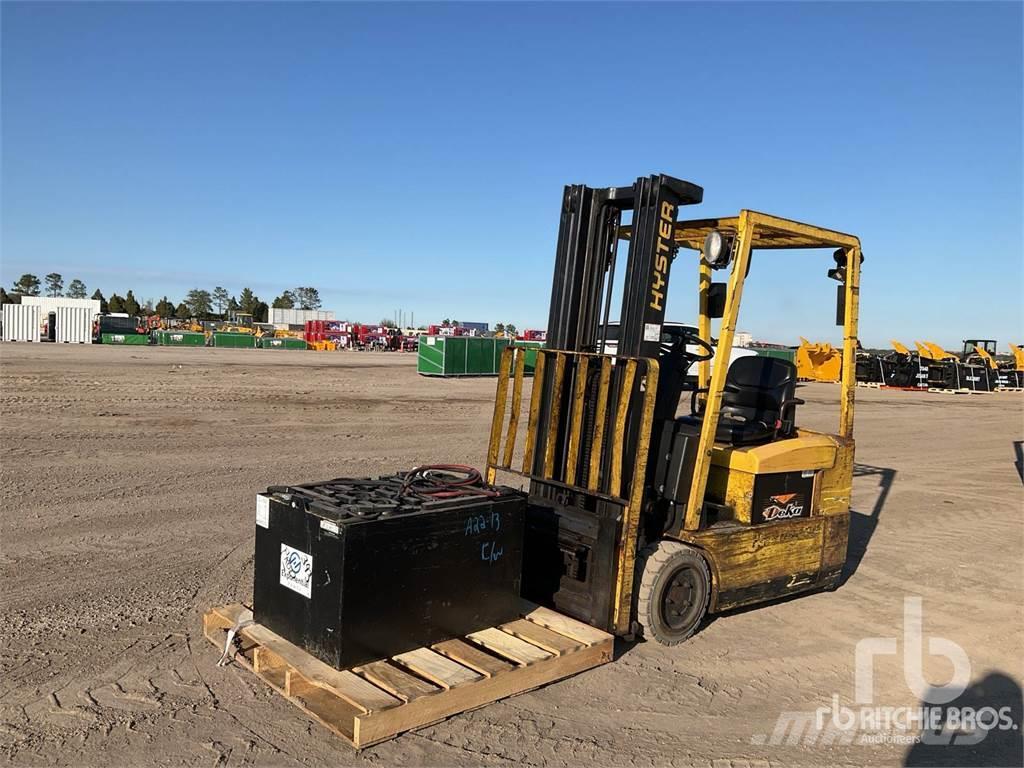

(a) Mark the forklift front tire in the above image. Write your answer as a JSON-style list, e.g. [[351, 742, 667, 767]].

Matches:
[[636, 541, 711, 645]]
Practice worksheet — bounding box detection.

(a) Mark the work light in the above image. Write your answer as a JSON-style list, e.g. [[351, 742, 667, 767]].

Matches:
[[828, 248, 849, 282], [703, 229, 734, 269]]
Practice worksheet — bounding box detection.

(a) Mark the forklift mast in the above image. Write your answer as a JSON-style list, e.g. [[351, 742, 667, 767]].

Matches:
[[521, 174, 703, 631], [538, 174, 703, 474], [544, 175, 703, 359]]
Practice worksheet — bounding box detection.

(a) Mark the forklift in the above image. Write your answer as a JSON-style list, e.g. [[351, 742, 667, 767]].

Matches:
[[487, 173, 862, 644]]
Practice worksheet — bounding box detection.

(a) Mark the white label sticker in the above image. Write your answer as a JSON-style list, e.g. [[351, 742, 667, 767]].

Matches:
[[280, 543, 313, 598], [801, 469, 815, 478], [171, 334, 183, 341], [320, 519, 340, 535], [427, 337, 436, 345], [256, 495, 270, 528], [643, 323, 661, 342]]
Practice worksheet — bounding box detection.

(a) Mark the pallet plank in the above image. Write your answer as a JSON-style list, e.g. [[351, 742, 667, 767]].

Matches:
[[354, 661, 440, 702], [353, 641, 612, 748], [286, 676, 362, 741], [467, 628, 552, 665], [246, 627, 403, 712], [208, 606, 400, 713], [500, 619, 582, 655], [393, 648, 482, 689], [431, 638, 514, 677], [329, 672, 404, 713], [521, 603, 610, 646]]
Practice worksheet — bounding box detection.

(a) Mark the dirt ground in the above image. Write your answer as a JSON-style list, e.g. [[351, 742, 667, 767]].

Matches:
[[1, 344, 1021, 768]]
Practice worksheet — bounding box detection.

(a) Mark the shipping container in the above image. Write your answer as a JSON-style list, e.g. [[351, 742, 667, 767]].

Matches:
[[516, 341, 544, 374], [212, 332, 256, 349], [2, 304, 42, 342], [101, 333, 149, 345], [260, 336, 307, 350], [268, 308, 336, 326], [98, 315, 141, 335], [55, 306, 95, 344], [418, 337, 545, 377], [155, 330, 206, 346]]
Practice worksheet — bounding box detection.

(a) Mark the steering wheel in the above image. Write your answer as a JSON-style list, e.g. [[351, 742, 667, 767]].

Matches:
[[663, 329, 714, 363], [673, 331, 715, 415], [682, 332, 714, 363]]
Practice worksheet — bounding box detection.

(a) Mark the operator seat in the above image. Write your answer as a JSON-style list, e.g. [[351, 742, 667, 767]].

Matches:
[[683, 356, 803, 446]]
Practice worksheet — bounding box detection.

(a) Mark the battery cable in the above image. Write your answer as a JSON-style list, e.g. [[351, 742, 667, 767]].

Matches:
[[399, 464, 499, 500]]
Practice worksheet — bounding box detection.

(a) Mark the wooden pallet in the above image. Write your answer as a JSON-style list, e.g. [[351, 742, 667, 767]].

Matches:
[[856, 381, 882, 388], [203, 603, 613, 749]]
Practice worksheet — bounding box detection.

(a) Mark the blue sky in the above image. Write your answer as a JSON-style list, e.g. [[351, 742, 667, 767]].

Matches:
[[2, 1, 1021, 348]]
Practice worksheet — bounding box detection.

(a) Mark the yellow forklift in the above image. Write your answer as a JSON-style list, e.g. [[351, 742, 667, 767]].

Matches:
[[487, 174, 862, 644]]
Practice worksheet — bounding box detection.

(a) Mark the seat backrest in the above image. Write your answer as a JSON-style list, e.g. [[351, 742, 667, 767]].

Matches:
[[722, 356, 798, 417]]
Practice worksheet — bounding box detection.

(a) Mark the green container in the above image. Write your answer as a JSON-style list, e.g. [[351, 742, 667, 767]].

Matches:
[[101, 333, 149, 345], [155, 330, 206, 346], [212, 332, 255, 349], [260, 336, 307, 350], [513, 341, 545, 374], [418, 336, 544, 377], [754, 348, 796, 364]]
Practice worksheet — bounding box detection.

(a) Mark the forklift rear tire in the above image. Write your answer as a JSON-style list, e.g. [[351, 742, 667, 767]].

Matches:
[[636, 541, 710, 645]]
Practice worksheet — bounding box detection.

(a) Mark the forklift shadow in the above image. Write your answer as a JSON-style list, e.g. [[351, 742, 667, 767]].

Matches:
[[903, 671, 1022, 767], [1013, 441, 1023, 484], [841, 462, 896, 586]]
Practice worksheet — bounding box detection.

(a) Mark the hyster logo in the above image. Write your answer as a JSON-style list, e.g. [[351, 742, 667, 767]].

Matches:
[[649, 200, 676, 311], [762, 493, 805, 521]]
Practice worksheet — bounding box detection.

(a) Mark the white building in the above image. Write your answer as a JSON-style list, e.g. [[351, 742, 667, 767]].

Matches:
[[17, 297, 101, 344], [734, 331, 753, 348], [21, 296, 102, 315], [268, 308, 336, 327]]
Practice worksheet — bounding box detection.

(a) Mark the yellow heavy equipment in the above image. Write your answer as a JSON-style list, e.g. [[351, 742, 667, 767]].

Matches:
[[218, 311, 257, 335], [915, 340, 957, 361], [795, 337, 843, 382], [968, 344, 998, 370], [1010, 343, 1024, 372], [1005, 344, 1024, 389], [917, 339, 1015, 392], [487, 174, 862, 642], [883, 341, 929, 388]]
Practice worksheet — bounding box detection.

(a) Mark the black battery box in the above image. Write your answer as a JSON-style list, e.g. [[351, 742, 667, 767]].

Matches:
[[253, 473, 525, 670]]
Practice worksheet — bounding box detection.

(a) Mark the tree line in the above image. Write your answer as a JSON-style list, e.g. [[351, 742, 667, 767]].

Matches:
[[2, 273, 322, 324]]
